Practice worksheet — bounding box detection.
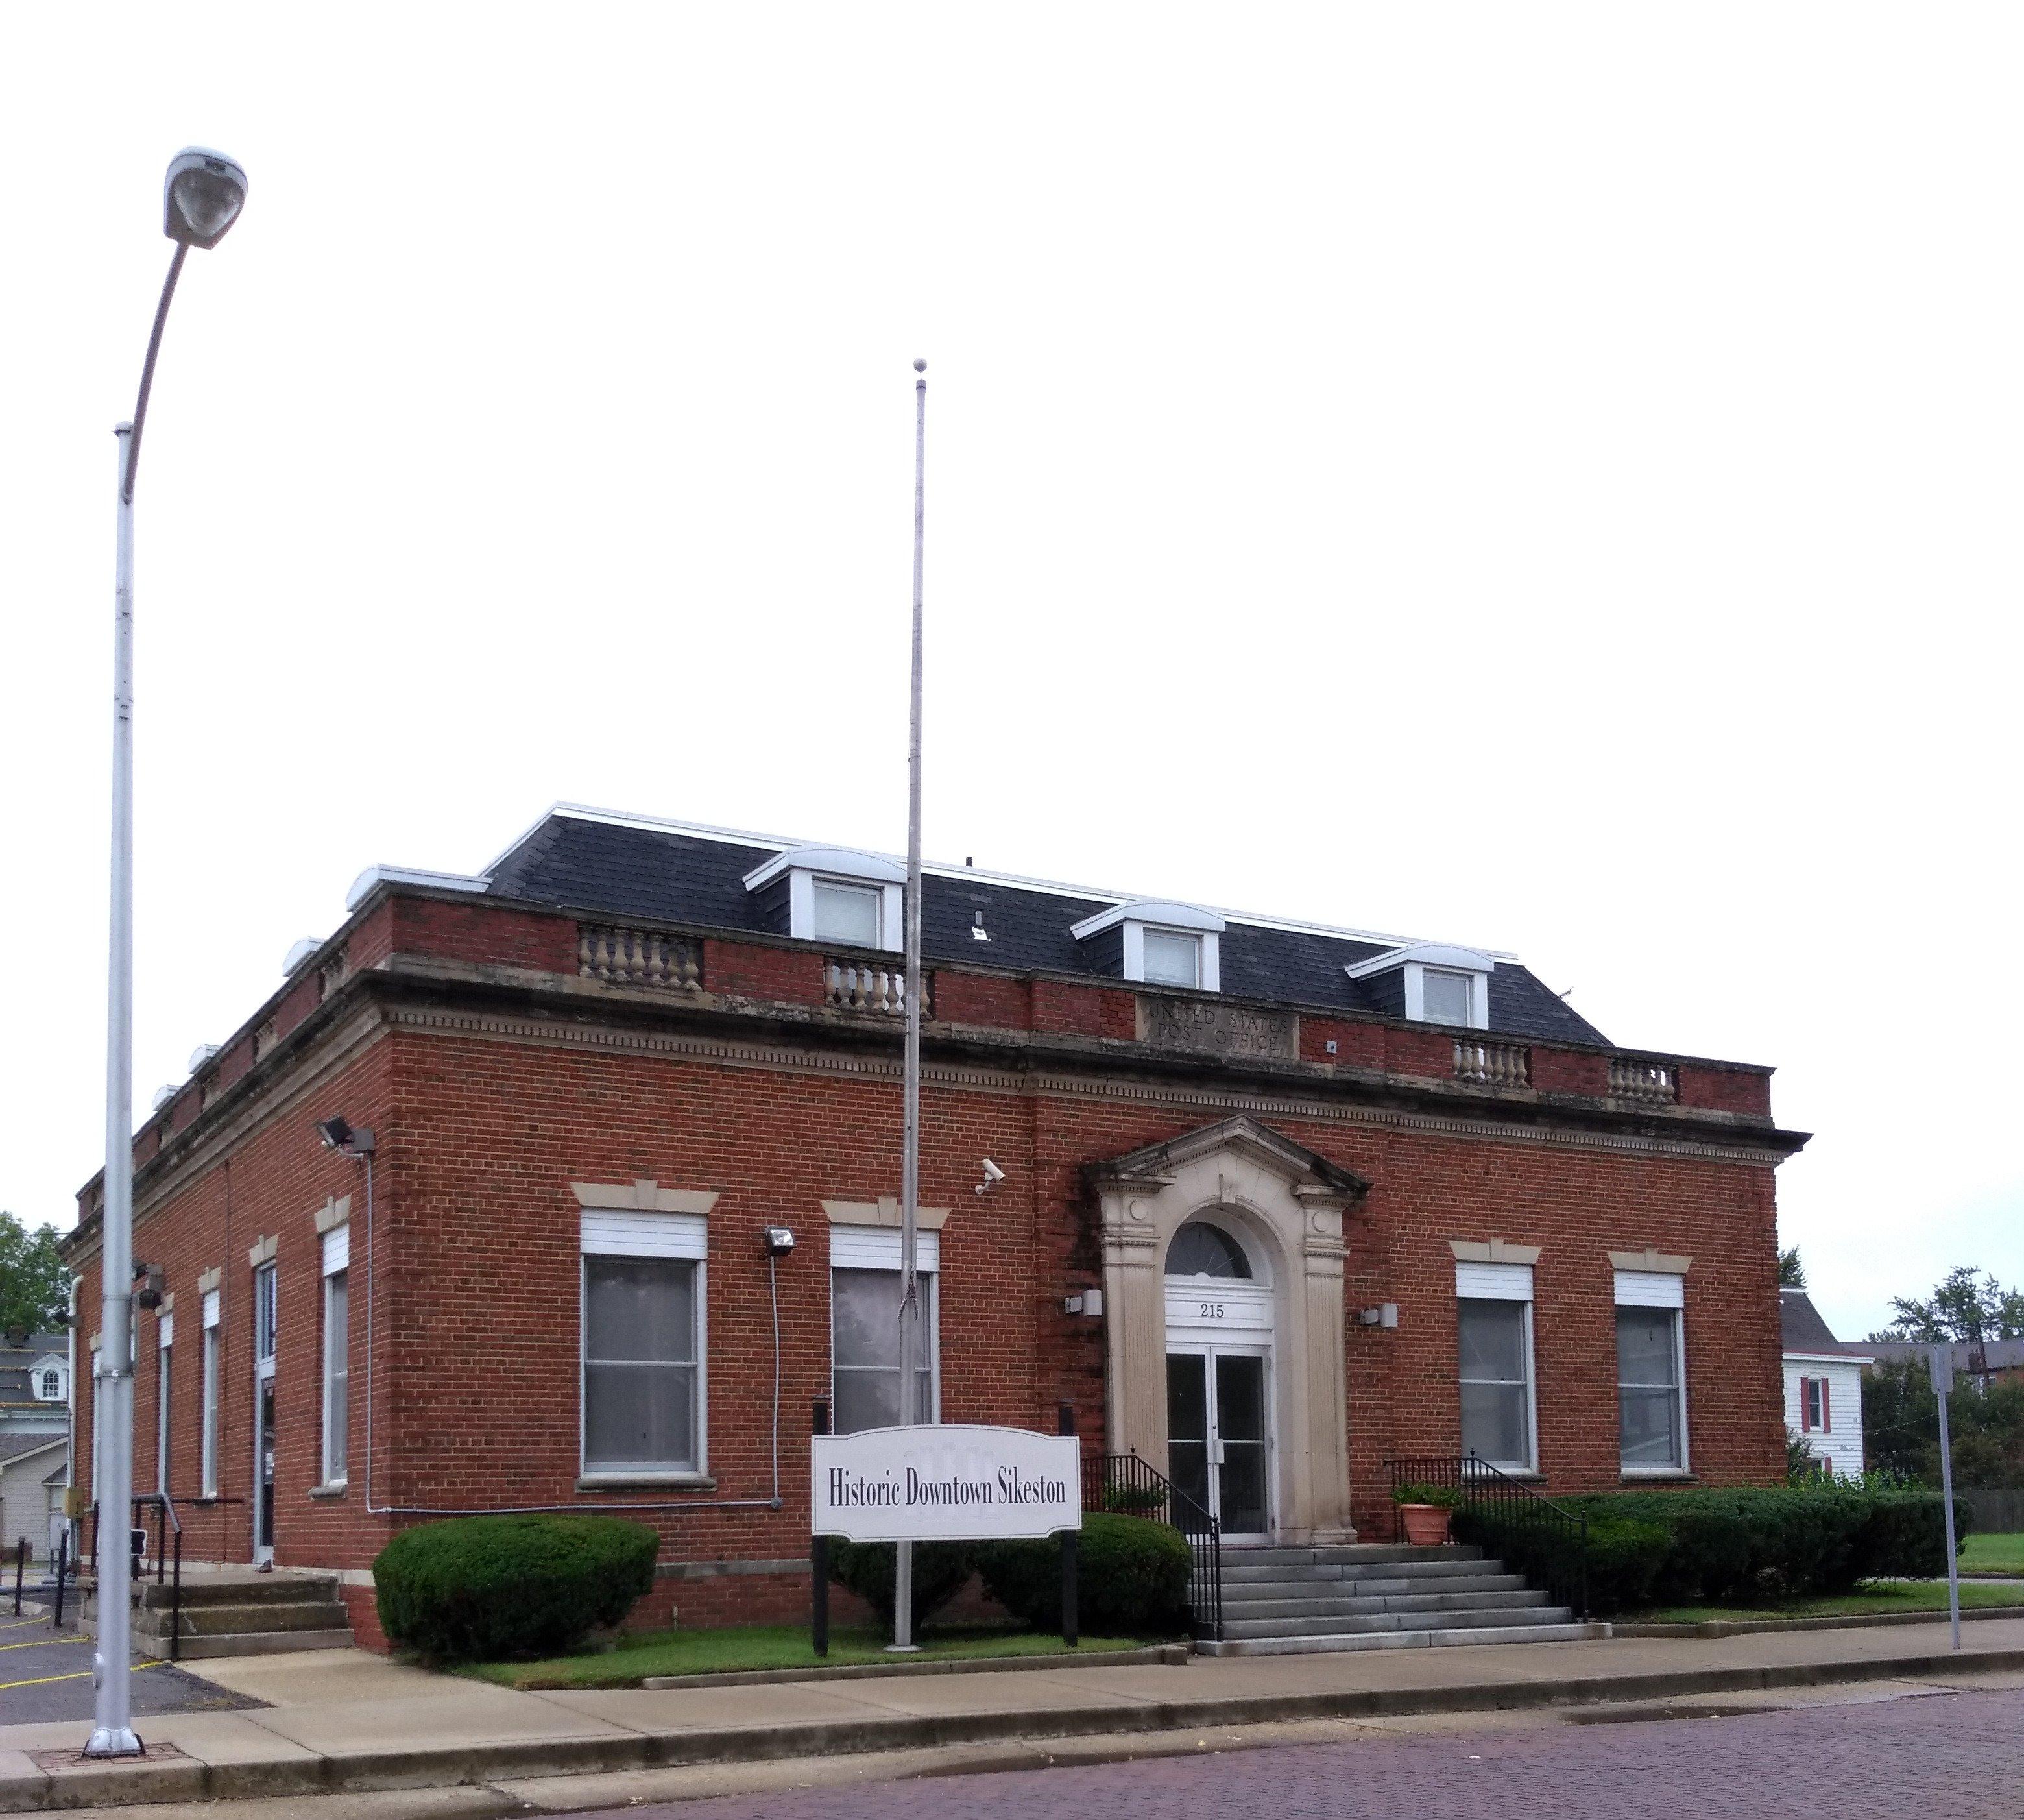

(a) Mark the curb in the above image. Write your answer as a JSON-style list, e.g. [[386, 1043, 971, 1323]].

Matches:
[[1613, 1605, 2024, 1640], [636, 1642, 1189, 1690], [14, 1641, 2024, 1811]]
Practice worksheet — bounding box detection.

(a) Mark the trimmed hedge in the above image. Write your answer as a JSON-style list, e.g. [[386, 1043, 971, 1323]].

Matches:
[[827, 1540, 976, 1631], [976, 1514, 1193, 1636], [374, 1514, 657, 1661], [1458, 1487, 1970, 1615]]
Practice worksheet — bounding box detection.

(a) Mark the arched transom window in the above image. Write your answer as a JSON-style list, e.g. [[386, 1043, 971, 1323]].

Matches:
[[1166, 1221, 1252, 1280]]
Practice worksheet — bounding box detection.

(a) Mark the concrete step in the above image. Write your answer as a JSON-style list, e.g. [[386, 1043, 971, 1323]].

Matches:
[[1217, 1603, 1573, 1642], [137, 1599, 349, 1638], [1221, 1588, 1552, 1623], [1218, 1556, 1497, 1585], [138, 1573, 340, 1610], [1222, 1545, 1481, 1568], [141, 1626, 355, 1662], [1198, 1620, 1608, 1658], [1223, 1572, 1528, 1603]]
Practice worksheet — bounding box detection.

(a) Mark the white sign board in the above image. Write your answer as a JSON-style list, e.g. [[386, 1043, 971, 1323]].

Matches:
[[812, 1424, 1083, 1543]]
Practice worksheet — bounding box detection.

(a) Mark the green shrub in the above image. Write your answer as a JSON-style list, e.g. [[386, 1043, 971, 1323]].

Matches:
[[827, 1540, 976, 1631], [1852, 1490, 1972, 1581], [1392, 1483, 1462, 1509], [1451, 1509, 1669, 1616], [374, 1515, 657, 1662], [975, 1514, 1193, 1636]]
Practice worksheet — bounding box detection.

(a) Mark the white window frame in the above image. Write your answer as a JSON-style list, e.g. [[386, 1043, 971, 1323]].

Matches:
[[1070, 900, 1225, 991], [39, 1368, 61, 1401], [1454, 1261, 1538, 1474], [1137, 927, 1204, 989], [579, 1209, 710, 1481], [156, 1313, 174, 1494], [1614, 1269, 1689, 1475], [828, 1225, 942, 1432], [200, 1289, 222, 1498], [320, 1224, 350, 1488]]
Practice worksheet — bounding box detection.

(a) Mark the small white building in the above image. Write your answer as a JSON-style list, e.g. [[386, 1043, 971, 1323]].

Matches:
[[1781, 1289, 1873, 1477]]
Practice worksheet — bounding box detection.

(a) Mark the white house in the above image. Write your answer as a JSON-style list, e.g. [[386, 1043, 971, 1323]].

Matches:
[[1781, 1289, 1873, 1477]]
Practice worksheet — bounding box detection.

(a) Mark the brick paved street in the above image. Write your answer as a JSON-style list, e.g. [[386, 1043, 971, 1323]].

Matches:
[[591, 1686, 2024, 1820]]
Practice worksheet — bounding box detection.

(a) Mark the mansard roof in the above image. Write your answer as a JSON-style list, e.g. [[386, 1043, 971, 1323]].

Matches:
[[479, 806, 1609, 1045]]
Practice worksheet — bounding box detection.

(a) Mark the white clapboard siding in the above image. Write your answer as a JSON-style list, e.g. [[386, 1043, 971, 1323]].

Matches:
[[1783, 1357, 1867, 1477]]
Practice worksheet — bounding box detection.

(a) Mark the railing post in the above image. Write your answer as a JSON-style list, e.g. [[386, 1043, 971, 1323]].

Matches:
[[12, 1538, 23, 1616], [53, 1527, 68, 1629], [810, 1398, 830, 1659], [1057, 1402, 1078, 1648], [170, 1532, 183, 1662]]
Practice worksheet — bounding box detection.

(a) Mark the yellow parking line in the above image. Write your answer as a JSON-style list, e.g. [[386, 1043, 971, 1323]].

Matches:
[[0, 1616, 53, 1631], [0, 1634, 78, 1652], [0, 1660, 162, 1692]]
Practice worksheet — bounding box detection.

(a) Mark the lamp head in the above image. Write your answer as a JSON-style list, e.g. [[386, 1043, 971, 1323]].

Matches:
[[164, 148, 248, 250]]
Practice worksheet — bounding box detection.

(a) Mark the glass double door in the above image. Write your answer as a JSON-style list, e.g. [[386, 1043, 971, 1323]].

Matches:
[[1166, 1346, 1270, 1537]]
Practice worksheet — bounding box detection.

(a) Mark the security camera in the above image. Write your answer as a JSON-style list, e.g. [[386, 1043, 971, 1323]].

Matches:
[[975, 1158, 1006, 1195]]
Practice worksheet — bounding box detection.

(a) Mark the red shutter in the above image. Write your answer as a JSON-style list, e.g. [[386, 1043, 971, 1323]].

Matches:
[[1822, 1377, 1831, 1434], [1800, 1379, 1812, 1432]]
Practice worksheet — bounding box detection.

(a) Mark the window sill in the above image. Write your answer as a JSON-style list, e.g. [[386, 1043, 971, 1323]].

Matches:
[[1620, 1468, 1696, 1482], [308, 1481, 348, 1500], [576, 1473, 716, 1492]]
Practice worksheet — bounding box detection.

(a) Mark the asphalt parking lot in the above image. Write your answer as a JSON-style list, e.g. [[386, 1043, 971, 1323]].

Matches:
[[0, 1612, 261, 1726]]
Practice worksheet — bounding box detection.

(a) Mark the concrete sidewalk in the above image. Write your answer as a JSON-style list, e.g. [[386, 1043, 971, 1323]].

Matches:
[[10, 1618, 2024, 1812]]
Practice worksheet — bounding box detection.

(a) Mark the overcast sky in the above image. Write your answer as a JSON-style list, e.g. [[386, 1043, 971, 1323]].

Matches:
[[3, 6, 2018, 1341]]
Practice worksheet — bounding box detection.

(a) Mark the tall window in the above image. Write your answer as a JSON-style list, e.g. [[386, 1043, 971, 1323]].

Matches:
[[200, 1290, 221, 1497], [321, 1224, 350, 1488], [580, 1209, 707, 1475], [812, 880, 881, 947], [254, 1261, 278, 1364], [1615, 1270, 1687, 1472], [830, 1227, 940, 1433], [1455, 1261, 1536, 1471], [156, 1318, 173, 1492]]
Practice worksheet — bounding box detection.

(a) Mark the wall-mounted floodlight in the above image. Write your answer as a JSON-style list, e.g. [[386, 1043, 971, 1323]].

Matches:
[[317, 1116, 375, 1154], [163, 149, 248, 249], [764, 1226, 796, 1256]]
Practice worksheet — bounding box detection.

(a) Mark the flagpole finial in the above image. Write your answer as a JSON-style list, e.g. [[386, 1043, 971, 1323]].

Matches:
[[913, 358, 926, 373]]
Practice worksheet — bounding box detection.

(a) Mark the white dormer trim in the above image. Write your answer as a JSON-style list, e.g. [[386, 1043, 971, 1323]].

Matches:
[[1345, 942, 1495, 1030], [1071, 901, 1225, 991], [346, 865, 490, 912], [742, 847, 906, 953]]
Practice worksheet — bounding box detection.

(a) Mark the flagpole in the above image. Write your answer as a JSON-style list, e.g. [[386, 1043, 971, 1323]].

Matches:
[[892, 357, 928, 1652]]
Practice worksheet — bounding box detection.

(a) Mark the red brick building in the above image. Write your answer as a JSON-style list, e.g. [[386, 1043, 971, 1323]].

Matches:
[[65, 807, 1804, 1646]]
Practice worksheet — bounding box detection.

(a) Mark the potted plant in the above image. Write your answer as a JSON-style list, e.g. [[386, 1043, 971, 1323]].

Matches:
[[1391, 1482, 1460, 1546]]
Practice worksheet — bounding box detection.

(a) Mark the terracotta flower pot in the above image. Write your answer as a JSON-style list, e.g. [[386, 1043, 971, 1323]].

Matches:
[[1398, 1503, 1452, 1546]]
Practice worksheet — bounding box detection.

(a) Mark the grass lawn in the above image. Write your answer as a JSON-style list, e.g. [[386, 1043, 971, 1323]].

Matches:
[[1960, 1533, 2024, 1575], [1641, 1579, 2024, 1625], [457, 1624, 1149, 1690]]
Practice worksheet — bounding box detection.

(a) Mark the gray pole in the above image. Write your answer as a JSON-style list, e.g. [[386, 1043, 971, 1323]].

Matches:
[[1931, 1346, 1962, 1650], [88, 424, 141, 1758], [891, 358, 928, 1653]]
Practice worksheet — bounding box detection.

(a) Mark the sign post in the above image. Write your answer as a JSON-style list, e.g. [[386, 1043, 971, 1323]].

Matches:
[[1929, 1345, 1962, 1651], [1057, 1403, 1078, 1648], [811, 1398, 832, 1658]]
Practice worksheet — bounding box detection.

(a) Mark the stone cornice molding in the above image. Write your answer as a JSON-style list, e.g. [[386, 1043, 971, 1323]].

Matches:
[[369, 1002, 1798, 1169]]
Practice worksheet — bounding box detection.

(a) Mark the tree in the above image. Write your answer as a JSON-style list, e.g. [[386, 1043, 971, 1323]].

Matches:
[[1778, 1247, 1806, 1289], [0, 1213, 70, 1337], [1873, 1265, 2024, 1345], [1864, 1357, 2024, 1488]]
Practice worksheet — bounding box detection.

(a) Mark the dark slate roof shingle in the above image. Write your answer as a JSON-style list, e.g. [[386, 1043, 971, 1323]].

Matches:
[[485, 812, 1612, 1047]]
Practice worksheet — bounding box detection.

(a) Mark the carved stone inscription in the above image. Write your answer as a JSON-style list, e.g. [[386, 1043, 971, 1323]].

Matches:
[[1138, 997, 1297, 1060]]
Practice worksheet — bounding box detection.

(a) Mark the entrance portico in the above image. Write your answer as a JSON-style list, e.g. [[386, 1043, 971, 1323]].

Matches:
[[1090, 1117, 1369, 1543]]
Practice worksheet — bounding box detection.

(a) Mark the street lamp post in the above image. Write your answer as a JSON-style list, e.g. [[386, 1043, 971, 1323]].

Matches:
[[88, 147, 247, 1762]]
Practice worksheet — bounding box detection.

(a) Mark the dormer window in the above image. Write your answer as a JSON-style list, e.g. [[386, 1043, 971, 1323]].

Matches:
[[40, 1368, 62, 1400], [1345, 943, 1494, 1029], [743, 847, 906, 954], [1069, 900, 1224, 991]]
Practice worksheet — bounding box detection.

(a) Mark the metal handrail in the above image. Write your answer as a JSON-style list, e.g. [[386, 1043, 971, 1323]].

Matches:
[[87, 1494, 187, 1662], [1386, 1453, 1589, 1619], [1082, 1449, 1224, 1642]]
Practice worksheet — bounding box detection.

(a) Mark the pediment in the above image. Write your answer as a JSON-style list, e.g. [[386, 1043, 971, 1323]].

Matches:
[[1089, 1115, 1369, 1204]]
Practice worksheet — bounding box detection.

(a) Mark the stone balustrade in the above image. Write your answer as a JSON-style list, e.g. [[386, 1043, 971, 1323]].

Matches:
[[1608, 1056, 1678, 1104], [1453, 1038, 1530, 1089], [578, 925, 702, 990], [826, 958, 927, 1016]]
